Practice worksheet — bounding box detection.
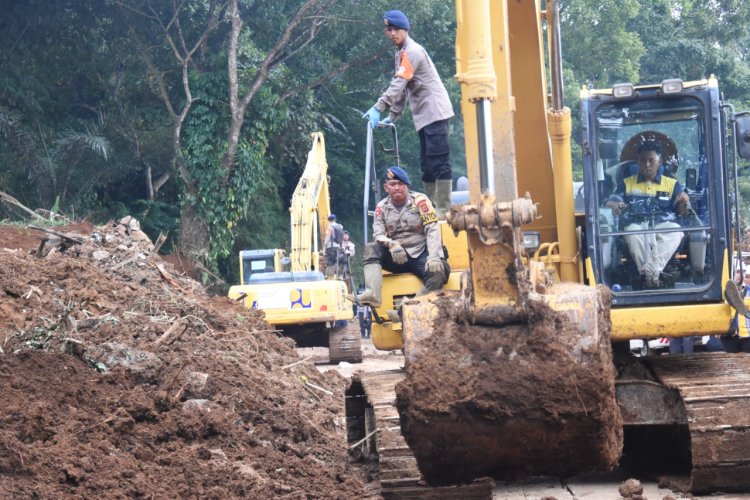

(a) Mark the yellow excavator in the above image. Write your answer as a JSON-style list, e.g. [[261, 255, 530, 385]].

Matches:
[[346, 0, 750, 497], [228, 133, 361, 363]]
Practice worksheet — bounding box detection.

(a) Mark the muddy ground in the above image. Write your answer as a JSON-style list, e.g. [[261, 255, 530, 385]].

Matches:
[[0, 220, 372, 498]]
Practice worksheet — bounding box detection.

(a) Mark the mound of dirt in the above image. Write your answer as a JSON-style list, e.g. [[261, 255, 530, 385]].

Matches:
[[0, 220, 368, 498]]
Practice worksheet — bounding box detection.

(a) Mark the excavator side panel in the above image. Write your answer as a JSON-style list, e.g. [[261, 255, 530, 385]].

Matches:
[[228, 278, 351, 325]]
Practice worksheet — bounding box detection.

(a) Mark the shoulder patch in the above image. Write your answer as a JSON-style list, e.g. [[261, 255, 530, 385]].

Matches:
[[414, 195, 437, 225], [375, 206, 383, 217], [416, 197, 431, 214], [396, 52, 414, 80]]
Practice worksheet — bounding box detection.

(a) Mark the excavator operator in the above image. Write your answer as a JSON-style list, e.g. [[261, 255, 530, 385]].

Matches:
[[352, 166, 449, 307], [605, 139, 691, 287]]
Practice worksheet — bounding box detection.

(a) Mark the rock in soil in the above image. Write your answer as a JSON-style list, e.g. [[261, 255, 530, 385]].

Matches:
[[619, 478, 645, 498]]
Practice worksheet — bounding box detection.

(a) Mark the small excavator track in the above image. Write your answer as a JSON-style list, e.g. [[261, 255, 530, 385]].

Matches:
[[346, 370, 493, 499], [328, 324, 362, 363], [648, 353, 750, 494]]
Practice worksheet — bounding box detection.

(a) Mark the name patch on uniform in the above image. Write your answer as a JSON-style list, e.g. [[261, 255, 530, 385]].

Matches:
[[420, 212, 438, 225], [416, 198, 437, 225]]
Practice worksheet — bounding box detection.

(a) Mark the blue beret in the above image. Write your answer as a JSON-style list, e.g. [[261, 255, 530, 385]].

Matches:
[[384, 10, 410, 31], [385, 166, 410, 185], [328, 214, 336, 220]]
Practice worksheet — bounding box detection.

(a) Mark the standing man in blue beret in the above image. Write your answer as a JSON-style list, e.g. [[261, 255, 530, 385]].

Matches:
[[362, 10, 455, 219], [352, 166, 449, 307]]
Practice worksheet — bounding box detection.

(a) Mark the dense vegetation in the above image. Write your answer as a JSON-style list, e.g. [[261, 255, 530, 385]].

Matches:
[[1, 0, 749, 283]]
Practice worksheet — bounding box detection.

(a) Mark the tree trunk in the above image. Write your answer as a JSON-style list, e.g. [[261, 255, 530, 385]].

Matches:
[[177, 192, 210, 263]]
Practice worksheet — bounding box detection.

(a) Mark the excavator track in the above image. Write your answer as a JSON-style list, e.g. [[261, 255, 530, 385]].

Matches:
[[328, 324, 362, 364], [346, 370, 493, 499], [647, 353, 750, 494]]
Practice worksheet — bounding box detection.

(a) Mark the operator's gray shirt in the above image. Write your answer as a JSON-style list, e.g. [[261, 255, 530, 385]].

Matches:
[[374, 36, 454, 132]]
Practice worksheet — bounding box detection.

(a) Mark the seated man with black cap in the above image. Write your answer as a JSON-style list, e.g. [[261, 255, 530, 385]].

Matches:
[[605, 139, 691, 287], [353, 166, 450, 307]]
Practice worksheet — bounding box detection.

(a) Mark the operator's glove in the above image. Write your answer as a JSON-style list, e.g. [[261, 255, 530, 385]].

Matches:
[[425, 256, 443, 273], [389, 241, 408, 265], [379, 116, 393, 126], [363, 107, 380, 129]]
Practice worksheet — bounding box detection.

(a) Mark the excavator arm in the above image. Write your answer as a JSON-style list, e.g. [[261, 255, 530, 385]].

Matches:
[[348, 1, 750, 496], [288, 132, 334, 273]]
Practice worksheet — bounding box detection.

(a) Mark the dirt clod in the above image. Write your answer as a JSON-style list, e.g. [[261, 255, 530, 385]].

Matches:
[[619, 478, 645, 498]]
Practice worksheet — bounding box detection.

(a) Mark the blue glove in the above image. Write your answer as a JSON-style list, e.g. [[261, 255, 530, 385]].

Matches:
[[380, 116, 393, 126], [363, 107, 380, 129]]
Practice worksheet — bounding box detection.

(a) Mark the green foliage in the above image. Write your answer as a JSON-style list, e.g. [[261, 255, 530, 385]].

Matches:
[[2, 0, 750, 282], [561, 0, 644, 88]]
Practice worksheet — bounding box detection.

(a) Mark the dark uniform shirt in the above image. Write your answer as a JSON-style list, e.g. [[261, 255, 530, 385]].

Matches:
[[611, 169, 684, 225]]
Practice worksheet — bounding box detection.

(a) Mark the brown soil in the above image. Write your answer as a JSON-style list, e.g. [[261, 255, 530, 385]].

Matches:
[[396, 285, 623, 486], [160, 253, 202, 281], [0, 220, 369, 498]]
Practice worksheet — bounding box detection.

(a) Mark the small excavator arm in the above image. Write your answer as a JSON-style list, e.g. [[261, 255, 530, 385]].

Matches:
[[288, 132, 334, 273]]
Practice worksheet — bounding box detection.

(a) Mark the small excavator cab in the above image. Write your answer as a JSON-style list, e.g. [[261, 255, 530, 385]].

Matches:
[[239, 249, 287, 284]]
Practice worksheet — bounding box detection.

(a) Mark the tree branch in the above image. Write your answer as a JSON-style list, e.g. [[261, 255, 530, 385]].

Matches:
[[278, 51, 384, 103], [122, 0, 224, 188], [221, 0, 333, 172], [268, 19, 322, 68], [238, 0, 332, 111]]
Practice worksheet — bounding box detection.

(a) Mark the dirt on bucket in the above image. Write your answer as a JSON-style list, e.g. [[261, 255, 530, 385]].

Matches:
[[395, 286, 623, 486]]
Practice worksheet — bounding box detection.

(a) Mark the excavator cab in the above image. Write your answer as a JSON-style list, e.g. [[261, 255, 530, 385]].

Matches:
[[581, 80, 727, 305], [239, 248, 289, 283]]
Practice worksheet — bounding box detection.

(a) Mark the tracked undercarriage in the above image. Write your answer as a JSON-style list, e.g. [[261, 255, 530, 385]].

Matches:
[[346, 370, 493, 499], [618, 352, 750, 494], [283, 323, 362, 364], [328, 324, 363, 364], [346, 351, 750, 497]]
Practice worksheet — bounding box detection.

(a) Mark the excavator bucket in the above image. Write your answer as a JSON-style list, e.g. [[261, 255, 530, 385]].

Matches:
[[395, 283, 623, 485]]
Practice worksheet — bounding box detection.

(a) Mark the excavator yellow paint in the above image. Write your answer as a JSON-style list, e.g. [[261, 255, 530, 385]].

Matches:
[[347, 1, 750, 495], [228, 133, 353, 328], [610, 304, 734, 341]]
